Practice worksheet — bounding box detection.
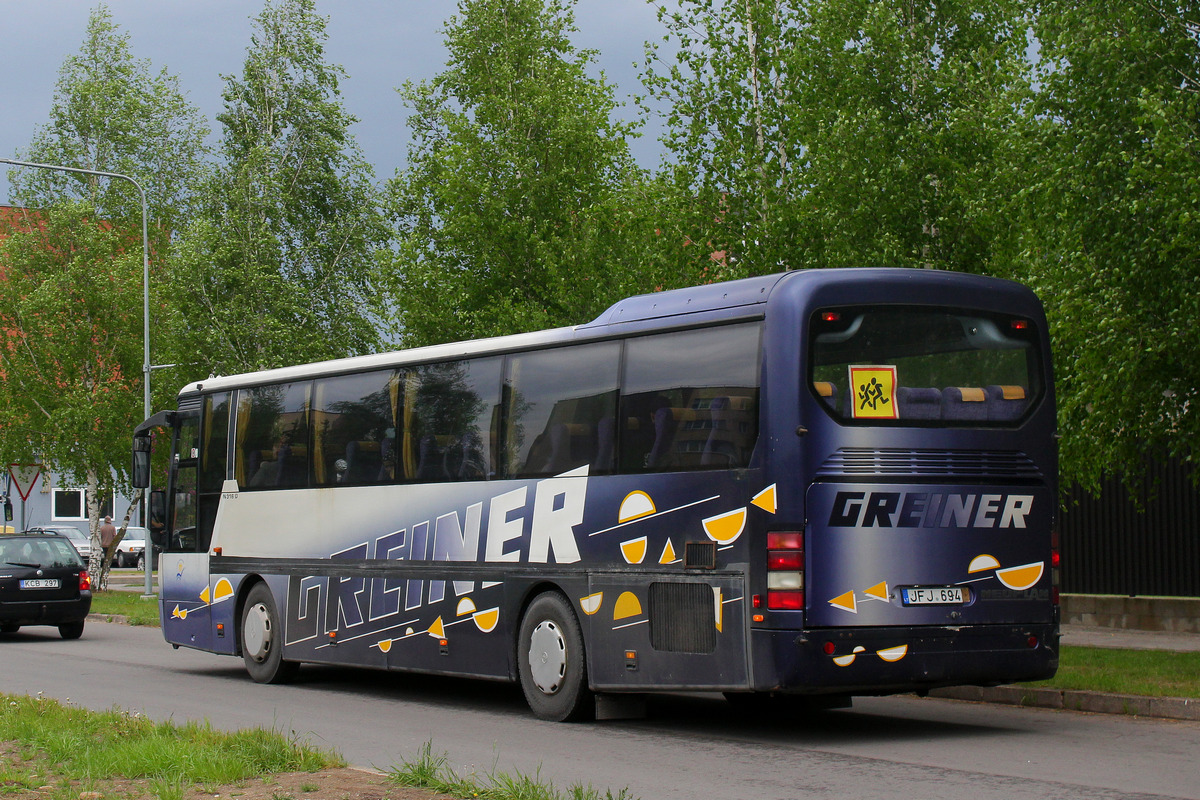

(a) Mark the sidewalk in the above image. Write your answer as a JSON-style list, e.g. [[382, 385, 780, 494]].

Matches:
[[928, 622, 1200, 721]]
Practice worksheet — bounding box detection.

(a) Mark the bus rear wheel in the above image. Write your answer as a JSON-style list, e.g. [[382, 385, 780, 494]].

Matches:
[[241, 583, 298, 684], [517, 592, 592, 722]]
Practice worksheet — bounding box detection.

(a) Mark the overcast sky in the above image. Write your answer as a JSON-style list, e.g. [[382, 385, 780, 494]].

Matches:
[[0, 0, 674, 206]]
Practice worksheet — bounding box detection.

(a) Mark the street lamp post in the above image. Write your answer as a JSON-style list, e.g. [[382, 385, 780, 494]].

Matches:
[[1, 157, 154, 596]]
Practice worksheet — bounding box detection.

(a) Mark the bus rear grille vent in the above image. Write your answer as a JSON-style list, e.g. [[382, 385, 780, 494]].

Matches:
[[649, 582, 717, 654], [684, 541, 716, 569], [817, 448, 1042, 480]]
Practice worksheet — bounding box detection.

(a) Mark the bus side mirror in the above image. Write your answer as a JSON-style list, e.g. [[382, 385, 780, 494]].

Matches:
[[133, 434, 152, 488]]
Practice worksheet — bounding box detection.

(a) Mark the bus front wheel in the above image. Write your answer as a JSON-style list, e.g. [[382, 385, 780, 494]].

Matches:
[[241, 583, 299, 684], [517, 592, 593, 722]]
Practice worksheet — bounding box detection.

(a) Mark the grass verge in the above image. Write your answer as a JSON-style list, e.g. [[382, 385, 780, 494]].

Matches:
[[1018, 646, 1200, 698], [88, 589, 160, 626], [389, 741, 636, 800], [0, 694, 633, 800], [0, 692, 341, 792]]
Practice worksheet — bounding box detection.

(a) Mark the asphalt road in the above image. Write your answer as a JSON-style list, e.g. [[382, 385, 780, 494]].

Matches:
[[2, 620, 1198, 800]]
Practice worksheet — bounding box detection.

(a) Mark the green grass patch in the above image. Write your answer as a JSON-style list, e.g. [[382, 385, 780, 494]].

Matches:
[[1020, 646, 1200, 698], [390, 741, 636, 800], [88, 590, 161, 626], [0, 692, 342, 785]]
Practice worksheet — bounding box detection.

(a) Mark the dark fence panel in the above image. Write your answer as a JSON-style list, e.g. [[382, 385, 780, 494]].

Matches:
[[1060, 456, 1200, 597]]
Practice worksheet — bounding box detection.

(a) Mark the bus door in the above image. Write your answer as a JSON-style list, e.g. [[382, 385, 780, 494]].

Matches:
[[159, 395, 237, 655]]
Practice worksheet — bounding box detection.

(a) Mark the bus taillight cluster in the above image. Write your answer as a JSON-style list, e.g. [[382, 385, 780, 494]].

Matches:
[[766, 531, 804, 610]]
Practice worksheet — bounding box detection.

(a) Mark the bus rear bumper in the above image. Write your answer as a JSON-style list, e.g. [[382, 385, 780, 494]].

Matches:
[[749, 623, 1060, 695]]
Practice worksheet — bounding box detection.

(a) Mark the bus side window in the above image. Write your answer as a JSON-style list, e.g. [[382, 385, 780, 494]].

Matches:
[[311, 370, 397, 487], [235, 382, 312, 490], [404, 357, 502, 482], [620, 323, 761, 473], [504, 341, 620, 479]]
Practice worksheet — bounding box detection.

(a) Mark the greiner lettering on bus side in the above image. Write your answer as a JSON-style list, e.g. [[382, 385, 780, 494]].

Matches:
[[305, 466, 591, 638], [828, 491, 1034, 529]]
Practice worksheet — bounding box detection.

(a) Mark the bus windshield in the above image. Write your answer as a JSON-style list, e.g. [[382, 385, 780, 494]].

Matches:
[[810, 305, 1042, 425]]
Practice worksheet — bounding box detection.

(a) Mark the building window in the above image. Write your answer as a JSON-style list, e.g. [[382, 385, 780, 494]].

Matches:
[[51, 488, 112, 521]]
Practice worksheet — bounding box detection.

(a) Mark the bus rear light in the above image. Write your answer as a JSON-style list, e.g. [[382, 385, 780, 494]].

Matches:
[[767, 551, 804, 571], [767, 531, 804, 550], [752, 594, 762, 608], [1051, 528, 1061, 605], [79, 571, 91, 591], [767, 590, 804, 610], [823, 641, 836, 655], [821, 311, 841, 322], [1027, 635, 1039, 649], [768, 572, 803, 591], [1011, 319, 1030, 330]]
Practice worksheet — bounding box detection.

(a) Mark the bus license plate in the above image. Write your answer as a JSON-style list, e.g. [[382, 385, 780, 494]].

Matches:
[[902, 586, 966, 605], [20, 579, 61, 589]]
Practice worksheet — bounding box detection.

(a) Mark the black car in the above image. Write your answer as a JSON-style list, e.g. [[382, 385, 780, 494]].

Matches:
[[0, 533, 92, 639]]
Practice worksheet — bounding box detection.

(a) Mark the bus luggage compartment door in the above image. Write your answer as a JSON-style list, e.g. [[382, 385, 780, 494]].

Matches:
[[804, 483, 1055, 629], [585, 573, 748, 690]]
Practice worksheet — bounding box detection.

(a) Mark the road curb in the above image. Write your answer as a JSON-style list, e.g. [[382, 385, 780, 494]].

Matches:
[[929, 685, 1200, 721]]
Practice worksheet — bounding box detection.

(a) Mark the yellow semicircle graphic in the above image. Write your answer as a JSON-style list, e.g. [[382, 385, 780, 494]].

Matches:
[[456, 597, 477, 616], [829, 590, 858, 614], [620, 537, 647, 564], [213, 578, 234, 603], [473, 608, 499, 633], [405, 627, 415, 636], [969, 554, 1002, 573], [427, 616, 445, 638], [702, 508, 746, 545], [199, 586, 211, 605], [613, 591, 642, 620], [833, 646, 866, 667], [752, 484, 777, 514], [996, 561, 1044, 591], [579, 592, 603, 615], [618, 491, 656, 523], [377, 639, 393, 653], [877, 644, 909, 662]]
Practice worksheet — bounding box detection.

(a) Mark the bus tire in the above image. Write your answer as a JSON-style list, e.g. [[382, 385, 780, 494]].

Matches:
[[517, 592, 593, 722], [241, 583, 298, 684]]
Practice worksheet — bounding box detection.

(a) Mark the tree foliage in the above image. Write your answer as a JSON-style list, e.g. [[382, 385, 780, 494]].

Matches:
[[9, 4, 210, 245], [1, 6, 209, 574], [644, 0, 1031, 276], [1005, 0, 1200, 491], [170, 0, 390, 376], [388, 0, 657, 346]]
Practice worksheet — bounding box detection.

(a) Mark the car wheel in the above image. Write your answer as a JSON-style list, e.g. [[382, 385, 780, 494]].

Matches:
[[136, 553, 145, 571], [517, 591, 592, 722], [116, 552, 127, 568], [58, 621, 85, 640], [240, 582, 299, 684], [1, 623, 19, 634]]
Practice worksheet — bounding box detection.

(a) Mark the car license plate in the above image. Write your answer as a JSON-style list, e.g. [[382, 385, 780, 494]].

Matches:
[[902, 586, 966, 605], [20, 578, 61, 589]]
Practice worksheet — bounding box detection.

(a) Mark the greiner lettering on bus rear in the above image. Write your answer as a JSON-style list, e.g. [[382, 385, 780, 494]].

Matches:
[[828, 491, 1034, 529], [133, 268, 1060, 721]]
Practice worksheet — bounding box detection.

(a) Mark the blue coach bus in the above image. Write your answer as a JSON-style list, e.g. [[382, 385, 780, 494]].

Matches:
[[133, 269, 1058, 720]]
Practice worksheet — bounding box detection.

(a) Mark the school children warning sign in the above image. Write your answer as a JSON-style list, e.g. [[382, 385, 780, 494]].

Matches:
[[849, 365, 898, 419]]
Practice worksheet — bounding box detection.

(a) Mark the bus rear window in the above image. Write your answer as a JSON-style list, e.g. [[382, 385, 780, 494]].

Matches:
[[810, 306, 1041, 425]]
